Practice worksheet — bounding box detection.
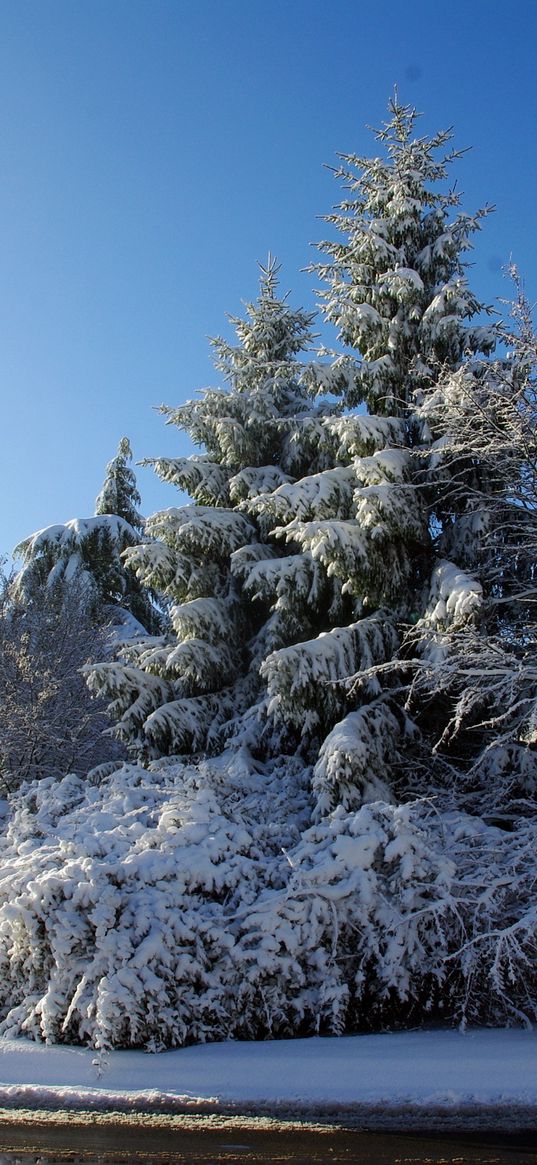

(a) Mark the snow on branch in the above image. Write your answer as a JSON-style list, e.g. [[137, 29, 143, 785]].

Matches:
[[245, 465, 356, 524], [421, 560, 483, 631], [261, 614, 399, 731], [273, 518, 371, 596], [353, 481, 428, 543], [85, 662, 175, 754], [170, 596, 238, 642], [229, 465, 292, 503], [143, 689, 240, 756], [15, 515, 139, 562], [312, 701, 415, 817], [124, 541, 222, 603], [146, 506, 257, 560], [323, 413, 407, 459], [143, 457, 231, 506], [237, 553, 325, 611]]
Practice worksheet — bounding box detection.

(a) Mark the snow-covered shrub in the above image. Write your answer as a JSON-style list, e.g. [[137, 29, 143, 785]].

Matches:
[[408, 280, 537, 809], [0, 766, 256, 1049], [0, 745, 317, 1049], [1, 766, 534, 1049], [437, 813, 537, 1027], [233, 800, 456, 1038], [234, 804, 537, 1037]]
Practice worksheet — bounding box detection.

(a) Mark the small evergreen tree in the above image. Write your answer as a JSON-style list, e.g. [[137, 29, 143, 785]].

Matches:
[[95, 437, 144, 532], [15, 438, 161, 634]]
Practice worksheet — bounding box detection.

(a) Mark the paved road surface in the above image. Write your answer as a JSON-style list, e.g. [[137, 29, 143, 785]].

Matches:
[[0, 1115, 535, 1163]]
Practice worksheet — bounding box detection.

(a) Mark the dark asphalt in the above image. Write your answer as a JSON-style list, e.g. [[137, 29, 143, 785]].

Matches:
[[0, 1118, 536, 1164]]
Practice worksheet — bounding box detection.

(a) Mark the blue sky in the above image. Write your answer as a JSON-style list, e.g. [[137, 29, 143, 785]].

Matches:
[[1, 0, 536, 561]]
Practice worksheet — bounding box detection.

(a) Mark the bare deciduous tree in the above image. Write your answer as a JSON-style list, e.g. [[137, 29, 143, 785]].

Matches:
[[0, 569, 125, 793], [407, 274, 537, 813]]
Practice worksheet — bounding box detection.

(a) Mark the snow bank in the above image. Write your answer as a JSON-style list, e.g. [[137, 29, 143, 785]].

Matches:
[[0, 1031, 535, 1115]]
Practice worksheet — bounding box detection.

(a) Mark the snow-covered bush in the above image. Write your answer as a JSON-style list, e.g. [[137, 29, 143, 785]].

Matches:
[[0, 766, 535, 1048], [235, 805, 537, 1037], [0, 766, 255, 1048], [233, 799, 455, 1038], [0, 752, 313, 1048]]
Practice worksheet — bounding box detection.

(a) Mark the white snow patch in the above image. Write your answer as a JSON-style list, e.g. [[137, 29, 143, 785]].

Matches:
[[0, 1031, 535, 1112]]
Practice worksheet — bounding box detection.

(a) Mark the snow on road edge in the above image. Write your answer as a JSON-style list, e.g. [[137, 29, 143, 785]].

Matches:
[[0, 1030, 536, 1118]]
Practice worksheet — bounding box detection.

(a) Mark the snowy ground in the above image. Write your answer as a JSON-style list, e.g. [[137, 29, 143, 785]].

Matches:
[[0, 1030, 535, 1121]]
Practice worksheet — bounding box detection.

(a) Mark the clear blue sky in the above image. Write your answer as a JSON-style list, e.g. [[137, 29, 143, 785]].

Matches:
[[1, 0, 536, 561]]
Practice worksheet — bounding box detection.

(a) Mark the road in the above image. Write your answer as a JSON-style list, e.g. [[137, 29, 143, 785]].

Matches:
[[0, 1111, 535, 1164]]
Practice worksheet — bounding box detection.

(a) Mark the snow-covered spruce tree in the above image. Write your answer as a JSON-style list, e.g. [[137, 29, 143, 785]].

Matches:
[[277, 94, 498, 815], [0, 263, 362, 1047], [15, 438, 161, 634], [94, 436, 164, 633], [86, 258, 361, 769], [88, 112, 496, 801]]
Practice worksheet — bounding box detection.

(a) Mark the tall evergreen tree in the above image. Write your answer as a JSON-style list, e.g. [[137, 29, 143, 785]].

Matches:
[[89, 101, 497, 820], [289, 94, 499, 812], [314, 96, 494, 413], [87, 258, 356, 763]]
